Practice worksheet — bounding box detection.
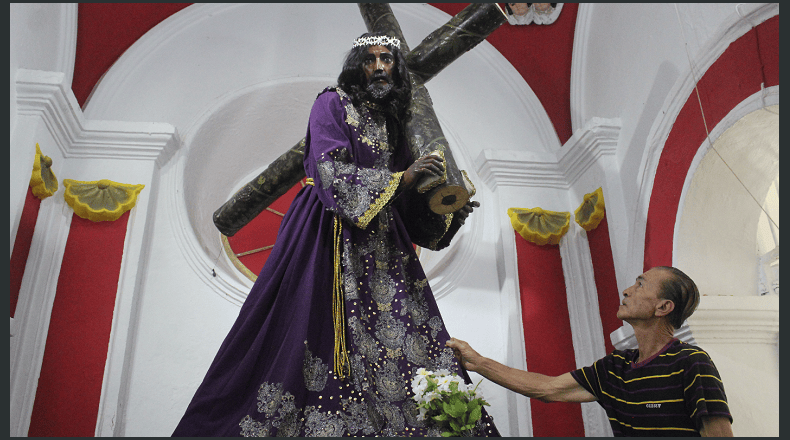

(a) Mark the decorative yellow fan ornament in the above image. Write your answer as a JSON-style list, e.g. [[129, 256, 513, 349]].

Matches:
[[30, 143, 58, 199], [62, 179, 145, 222], [507, 207, 570, 246], [574, 187, 606, 231]]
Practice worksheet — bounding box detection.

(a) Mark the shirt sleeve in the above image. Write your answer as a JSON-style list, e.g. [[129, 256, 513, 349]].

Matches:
[[571, 358, 606, 400], [305, 91, 403, 229], [682, 349, 733, 429]]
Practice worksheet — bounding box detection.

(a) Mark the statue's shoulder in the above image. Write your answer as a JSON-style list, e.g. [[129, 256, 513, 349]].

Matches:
[[316, 86, 346, 101], [314, 86, 353, 115]]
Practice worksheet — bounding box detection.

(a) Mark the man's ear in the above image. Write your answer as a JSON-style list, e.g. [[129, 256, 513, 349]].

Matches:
[[655, 299, 675, 318]]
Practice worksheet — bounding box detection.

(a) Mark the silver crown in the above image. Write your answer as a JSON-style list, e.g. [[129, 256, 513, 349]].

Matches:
[[352, 35, 401, 49]]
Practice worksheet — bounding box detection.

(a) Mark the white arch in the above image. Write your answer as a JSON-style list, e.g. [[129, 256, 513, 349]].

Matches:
[[674, 88, 779, 296], [627, 4, 778, 281]]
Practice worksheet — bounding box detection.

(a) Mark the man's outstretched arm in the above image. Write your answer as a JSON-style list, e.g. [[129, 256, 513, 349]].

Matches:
[[446, 338, 597, 403]]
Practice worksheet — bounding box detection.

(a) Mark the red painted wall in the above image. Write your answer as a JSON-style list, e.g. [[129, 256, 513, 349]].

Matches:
[[586, 213, 621, 354], [515, 233, 585, 437], [27, 212, 130, 437], [11, 187, 42, 319], [644, 16, 779, 271], [429, 3, 577, 145]]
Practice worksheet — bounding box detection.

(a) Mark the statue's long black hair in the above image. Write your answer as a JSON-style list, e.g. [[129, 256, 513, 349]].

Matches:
[[337, 32, 412, 124]]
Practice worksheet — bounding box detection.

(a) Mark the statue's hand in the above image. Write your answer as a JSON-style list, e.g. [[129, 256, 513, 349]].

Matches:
[[401, 154, 444, 190], [454, 200, 480, 225]]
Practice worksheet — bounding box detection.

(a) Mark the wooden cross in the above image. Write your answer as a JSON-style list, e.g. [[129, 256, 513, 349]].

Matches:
[[214, 3, 506, 238]]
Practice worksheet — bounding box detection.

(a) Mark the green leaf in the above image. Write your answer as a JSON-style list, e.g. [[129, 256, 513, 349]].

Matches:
[[468, 405, 482, 424], [432, 413, 448, 422], [451, 400, 466, 418], [442, 400, 461, 419], [441, 432, 452, 437]]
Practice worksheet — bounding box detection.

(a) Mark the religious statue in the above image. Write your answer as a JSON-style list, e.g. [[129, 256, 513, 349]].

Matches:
[[172, 4, 506, 437]]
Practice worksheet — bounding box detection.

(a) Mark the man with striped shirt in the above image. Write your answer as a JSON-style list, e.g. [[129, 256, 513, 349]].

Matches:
[[447, 266, 733, 436]]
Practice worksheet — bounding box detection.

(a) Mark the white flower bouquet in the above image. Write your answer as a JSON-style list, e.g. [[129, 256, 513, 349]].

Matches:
[[410, 368, 489, 437]]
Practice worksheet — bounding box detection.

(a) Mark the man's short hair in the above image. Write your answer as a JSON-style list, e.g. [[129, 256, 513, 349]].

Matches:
[[656, 266, 700, 329]]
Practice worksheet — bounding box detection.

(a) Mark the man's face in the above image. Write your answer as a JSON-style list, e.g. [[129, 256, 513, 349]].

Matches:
[[617, 268, 673, 324], [362, 45, 395, 100]]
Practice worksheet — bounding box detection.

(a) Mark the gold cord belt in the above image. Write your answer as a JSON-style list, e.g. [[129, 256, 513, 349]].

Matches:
[[305, 177, 348, 378], [333, 215, 350, 379]]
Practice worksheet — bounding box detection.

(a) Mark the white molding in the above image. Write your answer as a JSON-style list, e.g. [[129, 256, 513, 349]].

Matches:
[[498, 212, 532, 437], [569, 3, 594, 133], [557, 117, 620, 183], [15, 69, 180, 167], [628, 4, 779, 279], [611, 295, 778, 350], [94, 182, 159, 437], [56, 3, 78, 89], [560, 226, 607, 366], [475, 148, 566, 190], [610, 323, 636, 350], [10, 118, 38, 258], [475, 117, 619, 191], [687, 295, 779, 345], [10, 196, 73, 437], [559, 225, 611, 437]]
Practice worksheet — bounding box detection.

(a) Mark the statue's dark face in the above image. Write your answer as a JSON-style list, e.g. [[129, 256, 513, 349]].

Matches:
[[362, 45, 395, 100]]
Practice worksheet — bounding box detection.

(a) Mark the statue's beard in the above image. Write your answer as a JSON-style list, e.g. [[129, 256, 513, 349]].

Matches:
[[365, 79, 394, 101]]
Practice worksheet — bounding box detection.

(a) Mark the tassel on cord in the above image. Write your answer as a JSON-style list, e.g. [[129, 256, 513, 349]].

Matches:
[[333, 215, 350, 379]]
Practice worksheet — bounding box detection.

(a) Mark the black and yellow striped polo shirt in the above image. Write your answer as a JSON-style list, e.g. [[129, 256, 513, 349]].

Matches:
[[571, 339, 732, 436]]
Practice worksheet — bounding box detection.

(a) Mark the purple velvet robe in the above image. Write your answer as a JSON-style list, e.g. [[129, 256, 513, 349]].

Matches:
[[172, 88, 499, 437]]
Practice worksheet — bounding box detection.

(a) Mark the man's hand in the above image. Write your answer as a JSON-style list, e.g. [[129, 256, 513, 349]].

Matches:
[[454, 200, 480, 225], [401, 154, 444, 190], [446, 337, 484, 373], [447, 337, 597, 403]]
